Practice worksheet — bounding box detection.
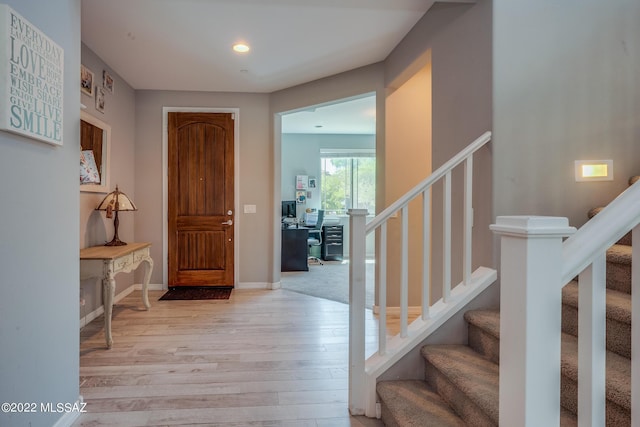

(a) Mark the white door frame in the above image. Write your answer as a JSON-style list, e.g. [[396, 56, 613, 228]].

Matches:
[[162, 107, 240, 288]]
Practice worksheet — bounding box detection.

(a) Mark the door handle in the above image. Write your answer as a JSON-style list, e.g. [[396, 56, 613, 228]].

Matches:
[[221, 220, 233, 226]]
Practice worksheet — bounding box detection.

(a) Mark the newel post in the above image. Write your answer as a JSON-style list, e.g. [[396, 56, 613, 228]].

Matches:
[[348, 208, 368, 415], [490, 216, 576, 427]]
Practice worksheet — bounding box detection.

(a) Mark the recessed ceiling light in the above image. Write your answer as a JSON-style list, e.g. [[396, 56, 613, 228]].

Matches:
[[233, 43, 250, 53]]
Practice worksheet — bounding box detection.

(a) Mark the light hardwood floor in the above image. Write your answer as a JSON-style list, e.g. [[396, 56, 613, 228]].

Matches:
[[75, 289, 386, 426]]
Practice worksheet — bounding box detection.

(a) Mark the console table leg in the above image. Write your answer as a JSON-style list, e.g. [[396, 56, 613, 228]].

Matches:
[[141, 257, 153, 310], [103, 267, 116, 349]]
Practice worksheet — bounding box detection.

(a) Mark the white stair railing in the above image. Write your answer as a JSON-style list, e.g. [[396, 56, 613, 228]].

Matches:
[[348, 131, 497, 417], [492, 181, 640, 426]]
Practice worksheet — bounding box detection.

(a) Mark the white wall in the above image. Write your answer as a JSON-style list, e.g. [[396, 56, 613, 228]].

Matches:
[[79, 43, 137, 315], [493, 0, 640, 228], [0, 1, 81, 426]]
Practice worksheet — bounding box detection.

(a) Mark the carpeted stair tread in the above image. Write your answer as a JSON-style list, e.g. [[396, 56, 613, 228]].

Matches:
[[560, 333, 631, 411], [605, 244, 632, 294], [377, 380, 466, 427], [464, 310, 500, 339], [421, 345, 499, 424], [562, 281, 631, 325], [607, 244, 632, 265]]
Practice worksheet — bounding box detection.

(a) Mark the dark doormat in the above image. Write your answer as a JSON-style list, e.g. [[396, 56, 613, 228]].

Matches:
[[159, 286, 233, 301]]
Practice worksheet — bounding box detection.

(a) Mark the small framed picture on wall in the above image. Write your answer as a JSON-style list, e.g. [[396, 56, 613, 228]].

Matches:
[[95, 87, 106, 113], [81, 65, 94, 96], [103, 70, 114, 93]]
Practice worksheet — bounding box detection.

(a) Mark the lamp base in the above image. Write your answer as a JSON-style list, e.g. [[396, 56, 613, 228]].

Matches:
[[104, 237, 127, 246]]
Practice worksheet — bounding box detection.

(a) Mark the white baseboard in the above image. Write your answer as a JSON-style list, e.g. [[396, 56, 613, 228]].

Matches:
[[236, 282, 279, 290], [80, 284, 164, 330], [52, 396, 84, 427], [135, 282, 165, 291]]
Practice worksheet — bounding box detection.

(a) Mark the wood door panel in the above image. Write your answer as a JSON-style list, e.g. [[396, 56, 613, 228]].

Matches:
[[168, 112, 234, 287], [176, 124, 226, 216], [177, 231, 226, 271]]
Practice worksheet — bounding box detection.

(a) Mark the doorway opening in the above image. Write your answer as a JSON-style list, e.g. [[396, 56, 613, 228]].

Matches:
[[279, 94, 376, 306]]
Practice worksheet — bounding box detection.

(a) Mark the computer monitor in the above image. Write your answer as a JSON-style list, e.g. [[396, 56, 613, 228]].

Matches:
[[281, 200, 296, 218]]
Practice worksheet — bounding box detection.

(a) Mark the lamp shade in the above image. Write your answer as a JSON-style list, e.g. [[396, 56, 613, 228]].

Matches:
[[96, 185, 137, 246], [96, 185, 137, 212]]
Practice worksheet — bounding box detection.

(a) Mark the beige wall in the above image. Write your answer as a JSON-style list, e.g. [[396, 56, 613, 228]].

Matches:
[[385, 64, 432, 306], [134, 91, 271, 286], [493, 0, 640, 228], [79, 43, 137, 314]]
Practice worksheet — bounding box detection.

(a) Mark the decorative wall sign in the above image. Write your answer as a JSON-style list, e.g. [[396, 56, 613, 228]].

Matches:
[[0, 4, 64, 146]]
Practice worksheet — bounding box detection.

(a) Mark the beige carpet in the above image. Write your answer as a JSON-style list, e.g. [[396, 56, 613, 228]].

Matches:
[[281, 259, 375, 308]]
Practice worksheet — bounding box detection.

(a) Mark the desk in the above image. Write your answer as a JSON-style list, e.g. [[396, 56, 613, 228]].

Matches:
[[281, 228, 309, 271], [80, 242, 153, 348]]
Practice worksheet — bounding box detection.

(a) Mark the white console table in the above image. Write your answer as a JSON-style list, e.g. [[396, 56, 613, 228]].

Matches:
[[80, 242, 153, 348]]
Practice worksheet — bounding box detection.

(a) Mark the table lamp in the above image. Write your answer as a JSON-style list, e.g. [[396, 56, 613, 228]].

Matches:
[[96, 185, 137, 246]]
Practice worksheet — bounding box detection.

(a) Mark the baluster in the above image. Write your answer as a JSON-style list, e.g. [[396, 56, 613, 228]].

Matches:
[[422, 188, 431, 320], [443, 171, 452, 302], [401, 206, 409, 338], [633, 224, 639, 423], [463, 156, 473, 285], [378, 221, 387, 356], [577, 254, 606, 426]]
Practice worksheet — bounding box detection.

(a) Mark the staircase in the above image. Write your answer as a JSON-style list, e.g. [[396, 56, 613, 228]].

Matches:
[[376, 178, 636, 426]]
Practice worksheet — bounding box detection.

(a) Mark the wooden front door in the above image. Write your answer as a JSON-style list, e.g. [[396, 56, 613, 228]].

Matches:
[[168, 112, 234, 287]]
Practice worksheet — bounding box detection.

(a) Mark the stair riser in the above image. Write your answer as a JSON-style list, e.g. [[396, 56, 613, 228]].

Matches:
[[561, 305, 631, 359], [424, 359, 497, 427], [379, 401, 401, 427], [560, 376, 631, 427], [607, 262, 631, 294], [617, 232, 631, 246], [468, 324, 499, 364]]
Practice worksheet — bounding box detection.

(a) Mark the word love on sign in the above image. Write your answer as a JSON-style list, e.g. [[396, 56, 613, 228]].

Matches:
[[0, 4, 64, 146]]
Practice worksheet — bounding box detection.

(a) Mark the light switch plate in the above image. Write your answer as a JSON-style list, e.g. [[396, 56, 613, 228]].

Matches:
[[244, 204, 257, 214]]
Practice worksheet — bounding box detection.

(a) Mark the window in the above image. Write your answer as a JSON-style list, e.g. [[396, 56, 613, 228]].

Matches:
[[320, 150, 375, 215]]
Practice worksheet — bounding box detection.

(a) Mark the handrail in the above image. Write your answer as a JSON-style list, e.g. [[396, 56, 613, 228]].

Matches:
[[366, 131, 492, 233], [562, 180, 640, 284]]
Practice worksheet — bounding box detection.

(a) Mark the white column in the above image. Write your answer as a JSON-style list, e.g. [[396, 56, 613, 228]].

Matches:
[[490, 216, 576, 427], [348, 208, 368, 415]]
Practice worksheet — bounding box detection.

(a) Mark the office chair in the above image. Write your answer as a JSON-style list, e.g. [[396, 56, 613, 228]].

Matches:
[[307, 209, 324, 265]]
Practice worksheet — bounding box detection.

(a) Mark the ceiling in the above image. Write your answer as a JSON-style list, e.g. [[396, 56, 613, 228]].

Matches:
[[81, 0, 437, 133]]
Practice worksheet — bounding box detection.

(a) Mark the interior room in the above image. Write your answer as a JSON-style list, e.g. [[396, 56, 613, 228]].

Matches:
[[1, 0, 638, 426], [279, 95, 377, 306]]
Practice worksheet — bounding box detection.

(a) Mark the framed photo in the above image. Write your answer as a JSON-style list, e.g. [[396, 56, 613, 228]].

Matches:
[[103, 70, 114, 93], [296, 190, 306, 204], [296, 175, 308, 190], [95, 86, 105, 113], [308, 177, 317, 189], [81, 64, 94, 96]]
